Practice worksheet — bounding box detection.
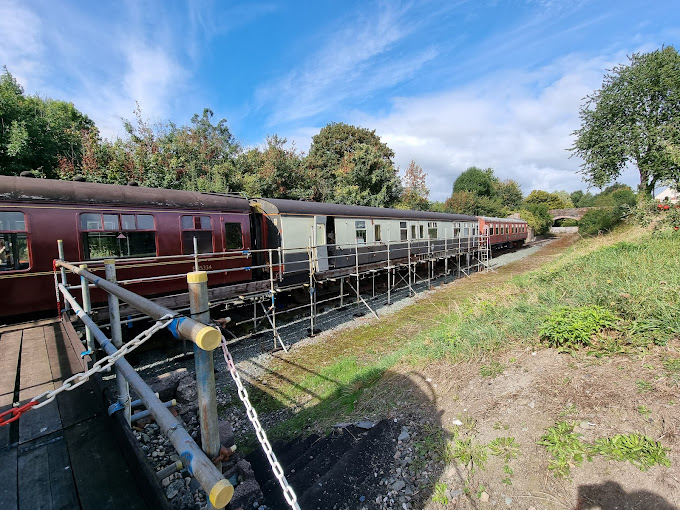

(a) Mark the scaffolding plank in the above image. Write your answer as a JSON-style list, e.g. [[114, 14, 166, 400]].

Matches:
[[0, 330, 22, 448], [17, 436, 51, 509], [65, 414, 147, 510], [45, 323, 99, 428], [17, 432, 78, 510], [18, 326, 62, 444], [0, 447, 17, 510], [0, 330, 22, 404]]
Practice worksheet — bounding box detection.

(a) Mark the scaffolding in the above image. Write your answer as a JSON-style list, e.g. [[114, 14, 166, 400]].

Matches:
[[73, 232, 484, 350]]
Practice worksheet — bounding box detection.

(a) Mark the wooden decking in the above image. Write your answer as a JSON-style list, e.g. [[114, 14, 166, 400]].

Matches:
[[0, 319, 148, 509]]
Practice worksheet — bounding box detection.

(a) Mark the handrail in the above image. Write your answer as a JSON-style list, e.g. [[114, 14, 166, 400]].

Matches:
[[55, 260, 221, 351], [58, 284, 233, 508]]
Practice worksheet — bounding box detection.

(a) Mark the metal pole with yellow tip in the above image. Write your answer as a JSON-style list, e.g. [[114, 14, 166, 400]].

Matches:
[[54, 260, 222, 351], [188, 270, 223, 505]]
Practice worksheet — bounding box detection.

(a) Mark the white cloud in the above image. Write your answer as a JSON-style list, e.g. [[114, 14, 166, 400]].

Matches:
[[255, 2, 435, 125], [344, 51, 643, 201], [0, 1, 45, 86]]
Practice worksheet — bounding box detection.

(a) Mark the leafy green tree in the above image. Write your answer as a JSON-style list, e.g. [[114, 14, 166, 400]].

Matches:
[[571, 46, 680, 196], [306, 122, 401, 206], [452, 166, 496, 197], [236, 135, 310, 199], [553, 190, 574, 208], [333, 143, 402, 207], [570, 190, 591, 207], [579, 208, 622, 236], [525, 190, 568, 209], [495, 179, 524, 210], [0, 68, 93, 177], [396, 160, 429, 210], [521, 204, 552, 235], [444, 191, 478, 215]]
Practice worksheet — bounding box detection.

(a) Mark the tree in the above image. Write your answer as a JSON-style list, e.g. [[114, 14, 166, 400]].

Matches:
[[495, 179, 523, 210], [306, 122, 401, 206], [553, 190, 574, 208], [236, 135, 310, 199], [524, 190, 568, 210], [521, 204, 553, 235], [0, 68, 93, 177], [333, 143, 402, 207], [452, 166, 496, 197], [397, 160, 429, 210], [571, 46, 680, 196]]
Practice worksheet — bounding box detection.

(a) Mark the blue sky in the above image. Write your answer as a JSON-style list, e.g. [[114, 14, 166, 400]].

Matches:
[[1, 0, 678, 201]]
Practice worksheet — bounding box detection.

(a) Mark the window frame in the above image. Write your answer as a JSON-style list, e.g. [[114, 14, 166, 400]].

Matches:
[[0, 211, 31, 272], [224, 221, 244, 250], [355, 220, 367, 244], [181, 215, 214, 255], [80, 212, 157, 260]]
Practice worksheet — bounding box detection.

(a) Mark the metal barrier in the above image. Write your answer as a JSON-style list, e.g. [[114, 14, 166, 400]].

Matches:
[[53, 260, 233, 509]]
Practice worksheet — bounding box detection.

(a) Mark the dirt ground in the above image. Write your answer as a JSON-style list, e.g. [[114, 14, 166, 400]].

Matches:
[[250, 235, 680, 510], [387, 346, 680, 510]]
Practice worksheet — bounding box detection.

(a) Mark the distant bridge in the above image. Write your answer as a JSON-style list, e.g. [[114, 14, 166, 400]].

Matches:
[[548, 207, 598, 221]]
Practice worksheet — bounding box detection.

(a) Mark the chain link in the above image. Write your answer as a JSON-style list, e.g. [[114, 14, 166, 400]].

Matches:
[[30, 314, 175, 410], [220, 336, 301, 510]]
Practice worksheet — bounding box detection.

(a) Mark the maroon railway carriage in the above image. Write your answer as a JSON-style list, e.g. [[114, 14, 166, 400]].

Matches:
[[477, 216, 527, 249], [0, 175, 253, 319]]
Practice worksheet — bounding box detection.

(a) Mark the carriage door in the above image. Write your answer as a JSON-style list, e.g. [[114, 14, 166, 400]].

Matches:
[[314, 216, 328, 272]]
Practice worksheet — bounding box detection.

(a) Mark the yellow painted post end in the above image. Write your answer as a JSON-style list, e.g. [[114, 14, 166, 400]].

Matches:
[[103, 258, 115, 265], [195, 326, 221, 351], [187, 271, 208, 284], [209, 478, 234, 508]]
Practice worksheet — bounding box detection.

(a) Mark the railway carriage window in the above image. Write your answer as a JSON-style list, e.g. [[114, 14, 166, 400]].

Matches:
[[374, 224, 382, 242], [182, 215, 213, 254], [428, 222, 438, 239], [454, 223, 461, 237], [410, 225, 416, 239], [0, 212, 30, 271], [495, 226, 499, 235], [419, 225, 424, 239], [355, 221, 367, 244], [400, 222, 408, 241], [464, 227, 470, 236], [225, 223, 243, 250], [81, 212, 156, 259]]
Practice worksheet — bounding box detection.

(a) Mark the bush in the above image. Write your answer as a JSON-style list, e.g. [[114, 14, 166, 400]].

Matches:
[[540, 305, 618, 350], [579, 207, 622, 236]]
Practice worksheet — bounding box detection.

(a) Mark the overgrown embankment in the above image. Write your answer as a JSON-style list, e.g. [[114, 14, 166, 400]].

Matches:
[[227, 226, 680, 509]]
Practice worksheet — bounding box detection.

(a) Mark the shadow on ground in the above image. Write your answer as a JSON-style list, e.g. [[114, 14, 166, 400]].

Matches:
[[245, 369, 450, 510]]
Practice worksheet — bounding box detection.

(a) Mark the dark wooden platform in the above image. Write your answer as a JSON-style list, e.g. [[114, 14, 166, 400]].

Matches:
[[0, 318, 148, 509]]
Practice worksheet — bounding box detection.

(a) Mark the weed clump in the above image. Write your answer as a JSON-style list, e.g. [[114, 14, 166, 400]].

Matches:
[[537, 421, 592, 478], [540, 305, 617, 351], [591, 434, 671, 471]]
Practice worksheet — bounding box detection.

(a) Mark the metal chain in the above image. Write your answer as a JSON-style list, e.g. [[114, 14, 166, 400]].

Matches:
[[220, 336, 301, 510], [30, 314, 175, 410]]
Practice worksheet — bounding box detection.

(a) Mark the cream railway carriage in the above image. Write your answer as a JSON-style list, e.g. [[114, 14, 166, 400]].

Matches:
[[250, 198, 480, 282]]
